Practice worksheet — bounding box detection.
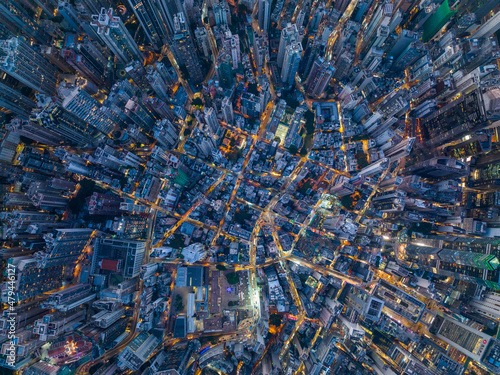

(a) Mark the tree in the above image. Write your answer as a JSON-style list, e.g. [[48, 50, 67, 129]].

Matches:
[[192, 97, 204, 108], [216, 264, 227, 271], [299, 147, 308, 156], [174, 295, 184, 310], [178, 64, 189, 80], [238, 4, 248, 13], [119, 176, 128, 189], [226, 272, 240, 285], [203, 16, 209, 24], [269, 313, 283, 327], [230, 138, 236, 147], [304, 110, 315, 134], [340, 195, 355, 210], [68, 179, 96, 214], [184, 128, 192, 137], [282, 92, 299, 108], [274, 137, 281, 143], [288, 145, 298, 154], [247, 82, 259, 95], [234, 208, 251, 224], [349, 134, 370, 142], [19, 136, 35, 145], [356, 152, 369, 169]]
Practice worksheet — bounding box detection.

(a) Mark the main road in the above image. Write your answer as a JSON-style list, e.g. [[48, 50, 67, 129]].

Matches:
[[75, 210, 157, 374]]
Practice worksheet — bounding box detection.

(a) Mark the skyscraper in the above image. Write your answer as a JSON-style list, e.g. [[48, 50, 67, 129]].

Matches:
[[6, 118, 65, 146], [146, 66, 169, 100], [203, 107, 220, 138], [332, 53, 353, 81], [153, 119, 180, 150], [169, 13, 204, 84], [404, 236, 500, 289], [63, 37, 110, 88], [35, 228, 94, 268], [1, 256, 63, 303], [31, 102, 105, 147], [91, 8, 144, 65], [281, 42, 302, 86], [306, 58, 334, 98], [0, 37, 60, 95], [0, 81, 36, 118], [221, 96, 234, 125], [118, 332, 161, 371], [160, 0, 187, 35], [213, 1, 229, 25], [277, 23, 299, 68], [0, 0, 51, 44], [92, 238, 146, 278], [258, 0, 271, 34], [127, 0, 169, 50], [299, 37, 319, 79], [58, 83, 115, 135]]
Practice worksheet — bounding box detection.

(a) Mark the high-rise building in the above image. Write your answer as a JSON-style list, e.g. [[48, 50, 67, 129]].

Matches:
[[221, 96, 234, 125], [258, 0, 271, 34], [216, 52, 233, 88], [357, 158, 389, 177], [91, 8, 144, 65], [35, 228, 94, 268], [387, 29, 420, 61], [0, 0, 51, 44], [471, 10, 500, 39], [127, 0, 169, 50], [160, 0, 188, 35], [31, 101, 105, 147], [58, 0, 82, 31], [62, 34, 110, 87], [169, 13, 204, 84], [118, 332, 161, 371], [253, 34, 269, 70], [404, 236, 500, 289], [330, 181, 355, 197], [281, 42, 302, 86], [306, 58, 334, 98], [213, 1, 229, 25], [384, 137, 415, 163], [195, 27, 211, 57], [429, 314, 494, 364], [0, 37, 60, 95], [146, 66, 169, 100], [222, 31, 240, 69], [203, 107, 221, 138], [391, 41, 425, 72], [154, 62, 177, 87], [125, 60, 148, 89], [58, 83, 114, 135], [402, 157, 469, 179], [277, 23, 299, 68], [1, 256, 63, 303], [42, 284, 95, 311], [332, 53, 353, 81], [0, 81, 36, 118], [40, 45, 74, 74], [334, 0, 351, 13], [87, 192, 124, 215], [27, 182, 70, 209], [153, 119, 180, 150], [143, 95, 176, 121], [92, 238, 146, 278], [299, 37, 320, 79]]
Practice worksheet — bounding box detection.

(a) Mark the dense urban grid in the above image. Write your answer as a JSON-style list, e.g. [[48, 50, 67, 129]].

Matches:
[[0, 0, 499, 374]]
